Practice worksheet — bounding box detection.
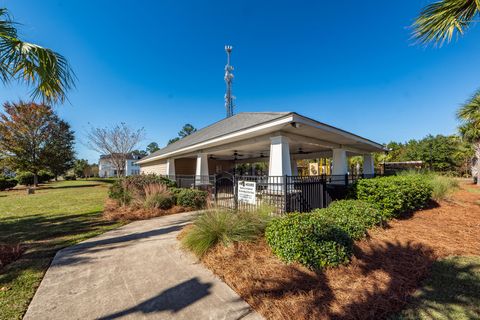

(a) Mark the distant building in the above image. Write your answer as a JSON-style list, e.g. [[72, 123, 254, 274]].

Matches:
[[99, 153, 142, 177]]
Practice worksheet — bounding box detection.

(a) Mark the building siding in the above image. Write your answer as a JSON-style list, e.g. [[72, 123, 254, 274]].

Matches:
[[140, 159, 168, 175]]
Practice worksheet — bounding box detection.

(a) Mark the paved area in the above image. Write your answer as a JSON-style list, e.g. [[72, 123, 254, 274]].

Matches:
[[24, 211, 262, 320]]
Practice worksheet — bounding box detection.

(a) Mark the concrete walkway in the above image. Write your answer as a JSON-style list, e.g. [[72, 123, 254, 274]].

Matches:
[[24, 211, 262, 320]]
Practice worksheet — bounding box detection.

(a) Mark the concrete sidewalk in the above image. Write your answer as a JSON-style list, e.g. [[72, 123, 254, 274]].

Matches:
[[24, 211, 262, 320]]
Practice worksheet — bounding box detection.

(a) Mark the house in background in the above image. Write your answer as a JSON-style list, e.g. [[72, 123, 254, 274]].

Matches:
[[99, 153, 142, 177]]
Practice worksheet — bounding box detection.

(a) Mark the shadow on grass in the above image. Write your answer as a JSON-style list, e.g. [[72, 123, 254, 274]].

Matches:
[[0, 211, 113, 244], [39, 183, 103, 190], [97, 277, 212, 319], [395, 256, 480, 320]]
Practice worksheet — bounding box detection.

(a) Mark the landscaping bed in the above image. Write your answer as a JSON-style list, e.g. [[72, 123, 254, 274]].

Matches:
[[191, 180, 480, 319], [104, 174, 208, 221]]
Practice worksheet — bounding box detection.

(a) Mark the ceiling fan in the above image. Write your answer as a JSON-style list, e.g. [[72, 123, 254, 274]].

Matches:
[[293, 147, 312, 155], [233, 150, 244, 160]]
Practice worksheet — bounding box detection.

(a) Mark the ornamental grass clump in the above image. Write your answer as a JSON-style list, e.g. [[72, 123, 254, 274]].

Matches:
[[265, 213, 353, 270], [143, 183, 174, 210], [182, 207, 272, 257], [313, 200, 386, 240]]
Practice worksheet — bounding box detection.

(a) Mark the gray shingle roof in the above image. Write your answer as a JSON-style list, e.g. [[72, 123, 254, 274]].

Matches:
[[141, 112, 292, 161]]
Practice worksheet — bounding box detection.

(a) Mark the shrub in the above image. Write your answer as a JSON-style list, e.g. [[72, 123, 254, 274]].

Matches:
[[64, 174, 77, 180], [0, 176, 17, 190], [108, 174, 176, 204], [143, 183, 174, 209], [313, 200, 386, 240], [174, 188, 208, 209], [16, 172, 34, 185], [182, 208, 271, 257], [265, 213, 353, 269], [38, 170, 54, 183], [351, 175, 433, 218], [108, 180, 132, 205]]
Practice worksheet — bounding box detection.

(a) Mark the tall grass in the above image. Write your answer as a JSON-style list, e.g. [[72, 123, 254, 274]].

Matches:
[[181, 206, 272, 257], [396, 170, 459, 201]]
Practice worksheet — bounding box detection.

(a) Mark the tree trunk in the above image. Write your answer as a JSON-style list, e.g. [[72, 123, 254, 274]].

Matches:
[[475, 141, 480, 185], [33, 173, 39, 187]]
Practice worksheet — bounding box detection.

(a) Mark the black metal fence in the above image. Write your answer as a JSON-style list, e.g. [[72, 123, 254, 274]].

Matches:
[[165, 173, 376, 213]]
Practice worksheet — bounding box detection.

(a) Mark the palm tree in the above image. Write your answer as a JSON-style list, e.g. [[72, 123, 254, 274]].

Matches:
[[0, 8, 75, 103], [413, 0, 480, 46], [457, 90, 480, 184]]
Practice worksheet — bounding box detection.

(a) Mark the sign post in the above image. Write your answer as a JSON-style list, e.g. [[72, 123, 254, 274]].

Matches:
[[237, 180, 256, 205]]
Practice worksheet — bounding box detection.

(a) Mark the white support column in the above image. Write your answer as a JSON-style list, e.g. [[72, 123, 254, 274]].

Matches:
[[268, 136, 291, 193], [195, 153, 209, 185], [363, 154, 375, 176], [291, 156, 298, 176], [332, 149, 348, 184], [166, 158, 176, 177]]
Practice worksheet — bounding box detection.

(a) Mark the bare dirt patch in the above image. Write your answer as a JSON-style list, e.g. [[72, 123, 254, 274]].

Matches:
[[201, 182, 480, 320]]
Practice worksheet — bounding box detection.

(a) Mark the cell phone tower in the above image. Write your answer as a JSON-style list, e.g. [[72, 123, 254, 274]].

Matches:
[[224, 45, 235, 118]]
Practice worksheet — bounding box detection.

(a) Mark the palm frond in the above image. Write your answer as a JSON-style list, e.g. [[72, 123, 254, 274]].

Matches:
[[0, 8, 75, 104], [412, 0, 480, 46], [457, 90, 480, 142]]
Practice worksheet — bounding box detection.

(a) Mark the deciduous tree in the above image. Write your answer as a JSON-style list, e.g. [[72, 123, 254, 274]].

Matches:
[[44, 120, 75, 180], [0, 101, 68, 186], [86, 123, 145, 177]]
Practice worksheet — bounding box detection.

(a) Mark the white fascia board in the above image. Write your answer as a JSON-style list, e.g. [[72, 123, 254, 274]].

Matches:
[[137, 114, 295, 164], [292, 113, 386, 151]]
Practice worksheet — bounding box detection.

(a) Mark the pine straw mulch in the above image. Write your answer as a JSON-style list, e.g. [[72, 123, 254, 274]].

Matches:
[[201, 182, 480, 320], [103, 199, 188, 221]]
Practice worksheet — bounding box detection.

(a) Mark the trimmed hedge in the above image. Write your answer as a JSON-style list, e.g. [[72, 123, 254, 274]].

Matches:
[[16, 172, 34, 186], [38, 170, 54, 183], [0, 176, 17, 191], [172, 188, 208, 209], [350, 175, 433, 218], [265, 213, 353, 270], [313, 200, 386, 240]]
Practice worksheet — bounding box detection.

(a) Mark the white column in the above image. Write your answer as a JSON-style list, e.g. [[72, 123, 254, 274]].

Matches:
[[332, 148, 348, 175], [166, 158, 176, 177], [195, 153, 209, 185], [268, 136, 292, 176], [291, 156, 298, 176], [268, 136, 291, 193], [363, 154, 375, 176]]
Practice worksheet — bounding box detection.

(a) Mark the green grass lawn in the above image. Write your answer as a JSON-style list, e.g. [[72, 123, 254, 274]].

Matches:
[[0, 180, 123, 320], [397, 256, 480, 320]]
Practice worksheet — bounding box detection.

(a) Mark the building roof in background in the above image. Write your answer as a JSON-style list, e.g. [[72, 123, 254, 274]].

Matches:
[[100, 153, 142, 161], [138, 111, 385, 164], [140, 112, 291, 162]]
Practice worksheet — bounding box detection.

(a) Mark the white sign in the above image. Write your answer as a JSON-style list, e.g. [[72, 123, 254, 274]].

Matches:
[[237, 180, 256, 205]]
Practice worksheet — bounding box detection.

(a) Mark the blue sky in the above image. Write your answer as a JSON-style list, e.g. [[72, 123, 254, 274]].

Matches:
[[1, 0, 480, 163]]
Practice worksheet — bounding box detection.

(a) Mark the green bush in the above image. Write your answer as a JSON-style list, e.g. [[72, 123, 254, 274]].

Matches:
[[174, 188, 208, 209], [265, 213, 353, 270], [182, 208, 271, 257], [16, 172, 34, 186], [0, 176, 17, 190], [38, 170, 54, 183], [313, 200, 386, 240], [351, 175, 433, 218], [108, 180, 132, 205], [144, 192, 174, 210]]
